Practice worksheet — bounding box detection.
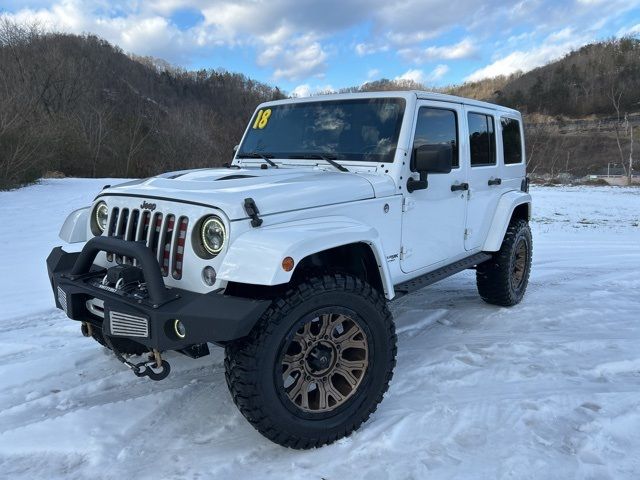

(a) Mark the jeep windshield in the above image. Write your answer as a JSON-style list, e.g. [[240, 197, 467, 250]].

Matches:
[[238, 98, 405, 163]]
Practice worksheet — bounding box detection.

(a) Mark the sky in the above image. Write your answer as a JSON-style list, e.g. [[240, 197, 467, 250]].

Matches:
[[1, 0, 640, 96]]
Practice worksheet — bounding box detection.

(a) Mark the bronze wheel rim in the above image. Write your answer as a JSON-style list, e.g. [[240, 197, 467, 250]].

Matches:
[[512, 238, 528, 290], [281, 312, 369, 413]]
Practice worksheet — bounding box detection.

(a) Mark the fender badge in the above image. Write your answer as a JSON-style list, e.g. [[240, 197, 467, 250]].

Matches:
[[140, 201, 156, 211]]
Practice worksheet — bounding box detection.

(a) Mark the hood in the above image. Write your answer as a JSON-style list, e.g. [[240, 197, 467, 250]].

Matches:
[[99, 167, 396, 220]]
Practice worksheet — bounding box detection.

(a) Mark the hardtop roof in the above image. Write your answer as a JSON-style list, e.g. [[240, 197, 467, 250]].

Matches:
[[260, 90, 520, 115]]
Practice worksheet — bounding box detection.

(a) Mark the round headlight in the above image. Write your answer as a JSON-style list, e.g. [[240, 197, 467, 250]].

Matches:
[[200, 216, 226, 255], [93, 202, 108, 235]]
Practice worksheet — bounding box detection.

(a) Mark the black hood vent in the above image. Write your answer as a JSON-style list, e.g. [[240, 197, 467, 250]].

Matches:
[[216, 174, 257, 181]]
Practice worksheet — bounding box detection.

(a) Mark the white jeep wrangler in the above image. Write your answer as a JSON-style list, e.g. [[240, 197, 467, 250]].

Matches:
[[47, 91, 532, 449]]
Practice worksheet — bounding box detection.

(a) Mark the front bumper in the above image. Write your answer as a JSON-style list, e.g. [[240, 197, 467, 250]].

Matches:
[[47, 236, 270, 351]]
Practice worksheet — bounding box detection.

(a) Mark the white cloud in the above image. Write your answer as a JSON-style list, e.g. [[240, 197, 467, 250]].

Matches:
[[259, 35, 328, 81], [354, 42, 388, 56], [429, 64, 450, 81], [1, 0, 193, 61], [290, 83, 334, 97], [291, 84, 313, 97], [2, 0, 334, 80], [399, 38, 478, 64], [395, 69, 426, 84], [617, 23, 640, 37], [465, 28, 591, 82], [394, 64, 449, 85], [3, 0, 640, 86]]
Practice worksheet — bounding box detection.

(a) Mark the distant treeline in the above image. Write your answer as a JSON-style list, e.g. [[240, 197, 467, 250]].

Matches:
[[0, 19, 638, 188], [0, 20, 284, 188]]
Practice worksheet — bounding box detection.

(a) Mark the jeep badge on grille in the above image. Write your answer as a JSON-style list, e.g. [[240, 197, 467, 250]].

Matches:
[[140, 201, 156, 211]]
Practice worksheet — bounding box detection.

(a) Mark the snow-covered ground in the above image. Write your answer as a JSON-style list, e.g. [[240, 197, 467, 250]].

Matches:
[[0, 180, 639, 479]]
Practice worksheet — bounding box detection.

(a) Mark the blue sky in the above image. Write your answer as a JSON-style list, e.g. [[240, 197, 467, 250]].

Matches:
[[2, 0, 639, 96]]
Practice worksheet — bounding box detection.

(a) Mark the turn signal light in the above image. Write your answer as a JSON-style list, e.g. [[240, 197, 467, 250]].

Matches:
[[282, 256, 295, 272]]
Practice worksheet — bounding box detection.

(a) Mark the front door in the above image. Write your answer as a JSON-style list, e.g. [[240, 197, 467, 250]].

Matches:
[[400, 101, 468, 273]]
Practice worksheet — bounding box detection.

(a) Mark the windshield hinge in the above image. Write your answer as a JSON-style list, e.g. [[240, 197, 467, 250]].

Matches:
[[243, 198, 263, 227], [402, 197, 415, 212]]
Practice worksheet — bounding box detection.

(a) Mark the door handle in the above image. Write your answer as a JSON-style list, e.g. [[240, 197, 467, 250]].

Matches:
[[488, 178, 502, 186], [451, 182, 469, 192]]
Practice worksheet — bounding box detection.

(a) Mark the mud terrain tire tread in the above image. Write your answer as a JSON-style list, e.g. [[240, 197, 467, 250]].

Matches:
[[476, 219, 532, 307], [224, 274, 396, 449]]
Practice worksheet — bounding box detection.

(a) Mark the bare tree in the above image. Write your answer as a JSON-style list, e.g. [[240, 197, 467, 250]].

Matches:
[[608, 86, 636, 184], [73, 106, 113, 177]]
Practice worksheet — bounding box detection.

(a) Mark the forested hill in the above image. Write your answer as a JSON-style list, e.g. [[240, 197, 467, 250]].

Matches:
[[0, 21, 284, 188], [1, 19, 638, 189], [448, 38, 640, 117]]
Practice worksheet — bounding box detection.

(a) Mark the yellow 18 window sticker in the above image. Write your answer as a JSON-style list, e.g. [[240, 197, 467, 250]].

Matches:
[[252, 109, 272, 129]]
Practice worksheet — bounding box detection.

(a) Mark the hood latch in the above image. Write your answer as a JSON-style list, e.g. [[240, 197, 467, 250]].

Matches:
[[243, 198, 263, 227]]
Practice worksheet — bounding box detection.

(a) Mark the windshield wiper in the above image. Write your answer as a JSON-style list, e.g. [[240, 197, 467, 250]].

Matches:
[[237, 151, 278, 168], [289, 153, 349, 172]]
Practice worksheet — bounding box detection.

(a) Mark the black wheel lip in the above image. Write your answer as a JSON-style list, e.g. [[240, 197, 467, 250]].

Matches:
[[274, 305, 375, 421]]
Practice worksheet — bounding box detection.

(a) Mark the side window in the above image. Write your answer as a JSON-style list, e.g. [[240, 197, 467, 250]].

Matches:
[[501, 117, 523, 164], [413, 107, 459, 168], [468, 112, 496, 166]]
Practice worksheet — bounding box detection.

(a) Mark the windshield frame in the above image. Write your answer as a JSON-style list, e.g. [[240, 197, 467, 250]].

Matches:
[[236, 97, 407, 165]]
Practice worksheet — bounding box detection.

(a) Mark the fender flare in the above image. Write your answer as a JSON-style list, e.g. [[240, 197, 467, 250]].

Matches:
[[482, 190, 532, 252], [218, 216, 395, 299], [59, 206, 91, 243]]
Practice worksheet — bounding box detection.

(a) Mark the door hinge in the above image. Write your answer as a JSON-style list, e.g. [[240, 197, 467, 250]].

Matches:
[[402, 197, 415, 212], [400, 246, 413, 260], [464, 228, 471, 239]]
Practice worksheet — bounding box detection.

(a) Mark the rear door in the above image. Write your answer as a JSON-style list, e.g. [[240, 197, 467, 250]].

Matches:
[[464, 107, 503, 251], [400, 100, 468, 273]]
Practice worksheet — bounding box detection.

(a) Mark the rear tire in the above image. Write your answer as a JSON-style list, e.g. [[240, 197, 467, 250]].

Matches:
[[224, 274, 397, 449], [476, 219, 532, 306]]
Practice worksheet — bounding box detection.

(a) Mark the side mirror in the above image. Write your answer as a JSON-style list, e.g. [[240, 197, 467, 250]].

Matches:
[[407, 144, 453, 192]]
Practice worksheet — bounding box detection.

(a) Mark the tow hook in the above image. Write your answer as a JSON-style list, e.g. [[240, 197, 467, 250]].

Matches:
[[132, 350, 171, 381], [101, 327, 171, 381]]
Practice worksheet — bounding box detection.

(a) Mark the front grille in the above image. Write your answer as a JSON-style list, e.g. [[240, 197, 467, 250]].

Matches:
[[109, 311, 149, 337], [106, 207, 188, 279]]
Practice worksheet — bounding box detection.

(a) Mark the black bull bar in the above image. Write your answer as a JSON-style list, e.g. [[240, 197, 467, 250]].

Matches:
[[47, 236, 271, 351]]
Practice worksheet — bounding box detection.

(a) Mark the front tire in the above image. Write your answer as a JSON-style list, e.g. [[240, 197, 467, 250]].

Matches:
[[476, 219, 532, 306], [224, 274, 397, 449]]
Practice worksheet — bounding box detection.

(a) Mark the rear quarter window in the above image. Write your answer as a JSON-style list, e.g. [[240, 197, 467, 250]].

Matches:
[[501, 117, 523, 165], [468, 112, 496, 166]]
